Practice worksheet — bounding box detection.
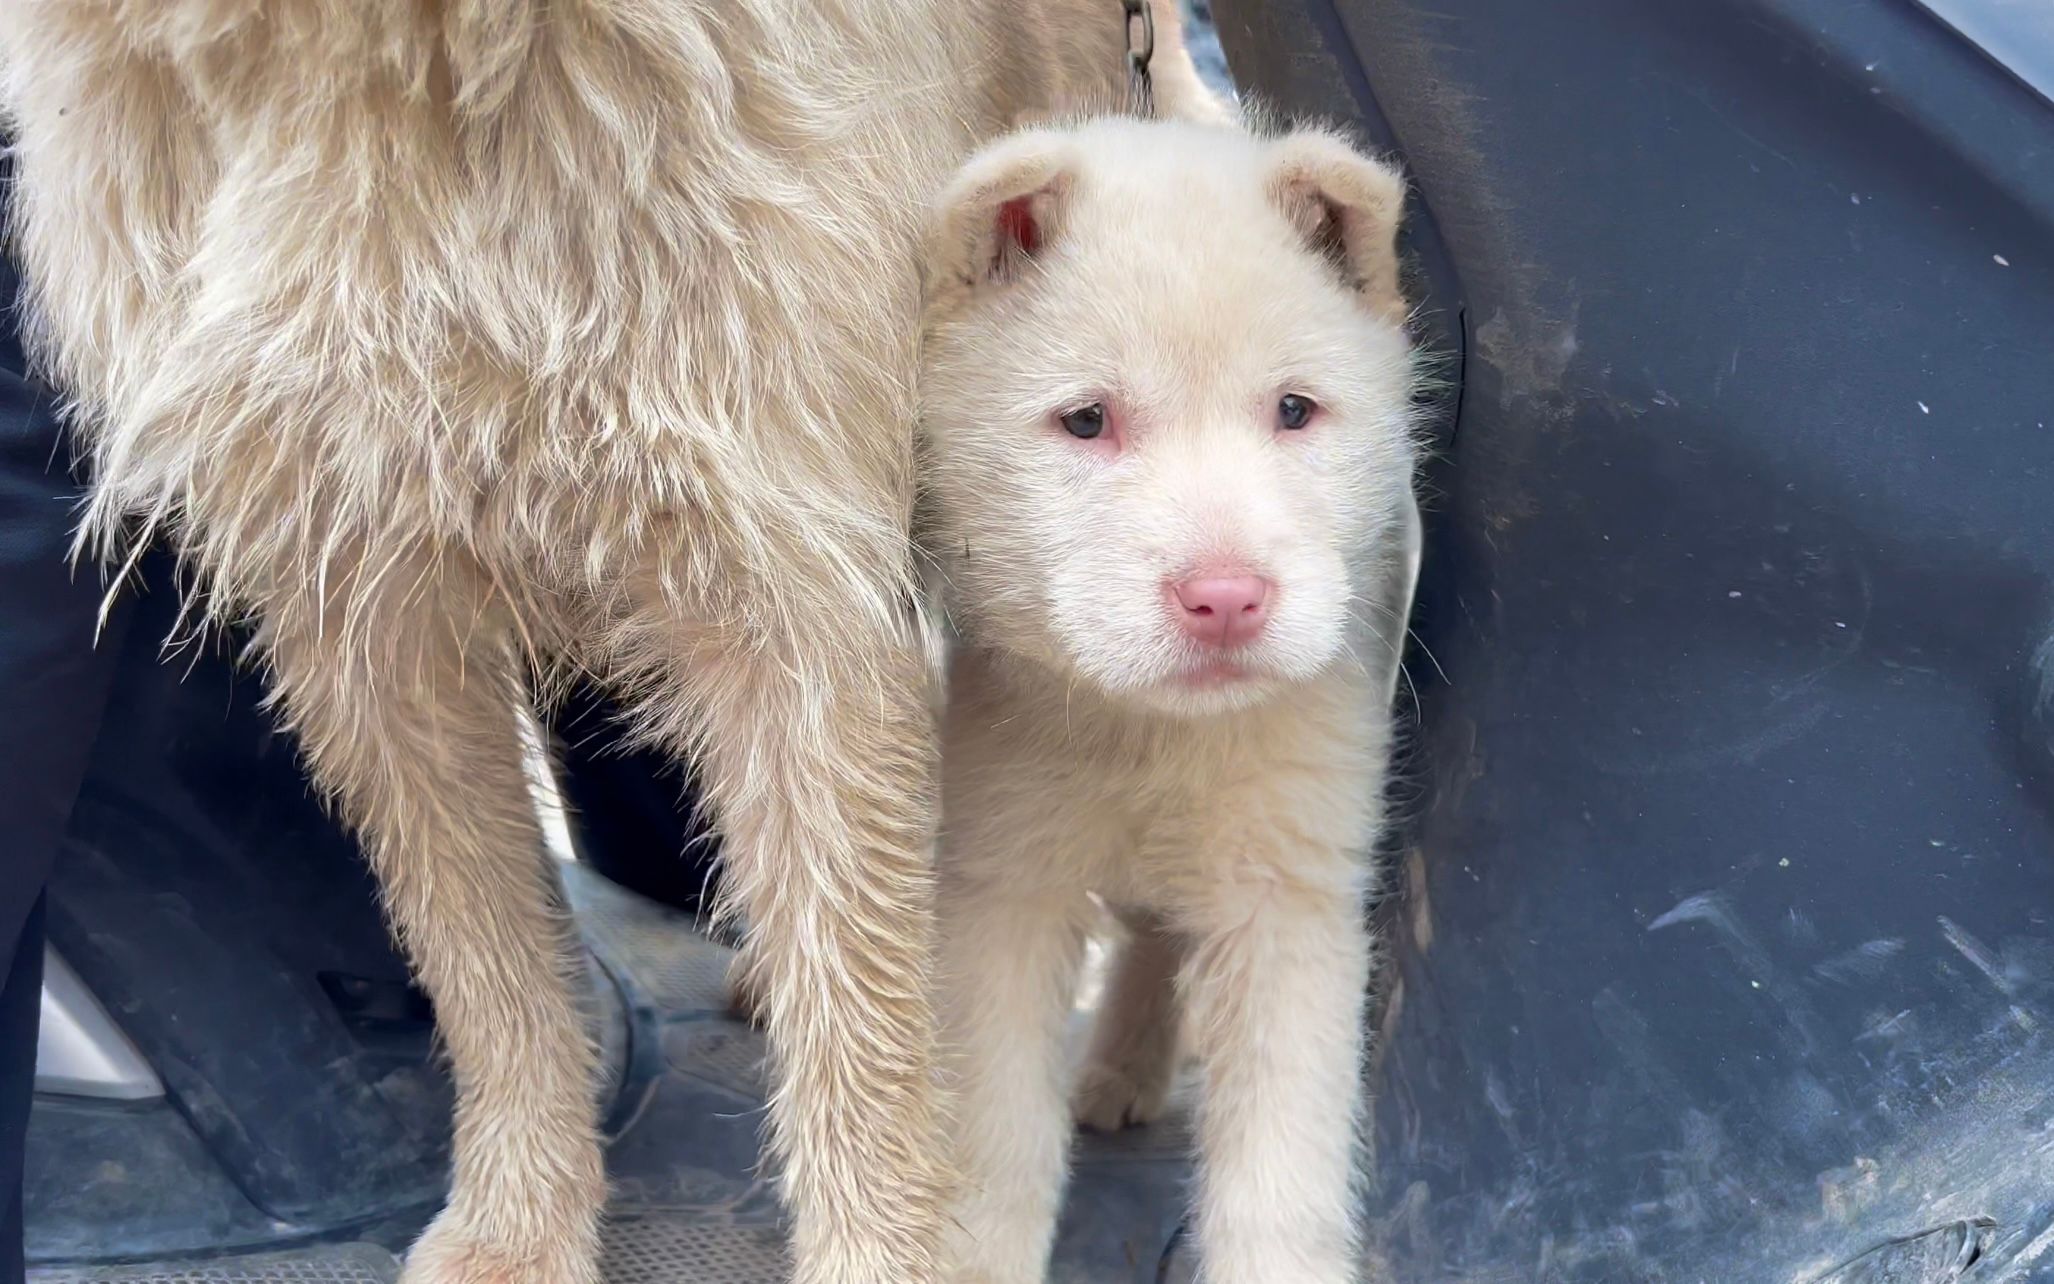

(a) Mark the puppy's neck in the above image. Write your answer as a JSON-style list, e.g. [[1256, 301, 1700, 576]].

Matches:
[[949, 640, 1365, 747]]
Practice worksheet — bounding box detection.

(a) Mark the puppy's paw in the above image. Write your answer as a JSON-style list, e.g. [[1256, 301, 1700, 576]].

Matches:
[[1071, 1055, 1175, 1133]]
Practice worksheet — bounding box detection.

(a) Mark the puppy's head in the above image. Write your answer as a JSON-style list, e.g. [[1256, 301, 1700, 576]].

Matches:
[[919, 118, 1420, 717]]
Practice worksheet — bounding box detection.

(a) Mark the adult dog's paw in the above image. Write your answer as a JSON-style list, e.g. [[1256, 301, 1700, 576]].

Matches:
[[401, 1202, 602, 1284]]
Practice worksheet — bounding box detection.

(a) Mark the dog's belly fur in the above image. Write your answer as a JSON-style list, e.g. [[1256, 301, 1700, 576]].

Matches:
[[4, 0, 990, 630]]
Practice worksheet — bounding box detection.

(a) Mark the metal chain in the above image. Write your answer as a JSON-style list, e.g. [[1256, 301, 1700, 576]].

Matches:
[[1122, 0, 1156, 117]]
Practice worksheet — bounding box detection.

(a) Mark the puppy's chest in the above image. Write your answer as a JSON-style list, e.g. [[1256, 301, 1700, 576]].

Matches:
[[1068, 757, 1230, 907], [948, 694, 1364, 907]]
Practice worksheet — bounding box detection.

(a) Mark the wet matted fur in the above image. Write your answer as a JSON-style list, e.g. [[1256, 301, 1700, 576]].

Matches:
[[0, 3, 1222, 1281]]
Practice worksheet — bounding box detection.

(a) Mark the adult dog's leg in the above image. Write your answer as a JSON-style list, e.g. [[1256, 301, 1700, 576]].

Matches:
[[263, 565, 604, 1284], [650, 612, 947, 1283], [1072, 912, 1183, 1134]]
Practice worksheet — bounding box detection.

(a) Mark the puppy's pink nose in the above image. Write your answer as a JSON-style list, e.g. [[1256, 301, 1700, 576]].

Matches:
[[1171, 575, 1271, 648]]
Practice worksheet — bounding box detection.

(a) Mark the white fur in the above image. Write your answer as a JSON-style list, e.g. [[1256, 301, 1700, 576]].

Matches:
[[918, 118, 1422, 1284]]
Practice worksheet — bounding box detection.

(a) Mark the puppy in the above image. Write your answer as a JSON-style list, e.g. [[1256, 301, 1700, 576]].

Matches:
[[918, 117, 1423, 1284]]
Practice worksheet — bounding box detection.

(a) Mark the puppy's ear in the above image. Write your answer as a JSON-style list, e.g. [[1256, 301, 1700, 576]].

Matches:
[[1267, 130, 1408, 324], [925, 132, 1077, 308]]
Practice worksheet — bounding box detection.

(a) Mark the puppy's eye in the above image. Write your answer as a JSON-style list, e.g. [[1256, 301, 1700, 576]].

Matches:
[[1278, 394, 1317, 430], [1060, 403, 1106, 439]]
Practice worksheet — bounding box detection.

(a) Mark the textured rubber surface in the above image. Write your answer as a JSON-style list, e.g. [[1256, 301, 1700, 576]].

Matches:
[[600, 1219, 788, 1282], [29, 1243, 398, 1284], [1214, 0, 2054, 1279], [26, 1224, 796, 1284]]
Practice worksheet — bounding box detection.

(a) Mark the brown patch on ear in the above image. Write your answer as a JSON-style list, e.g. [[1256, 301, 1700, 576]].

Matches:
[[925, 134, 1076, 308], [1268, 131, 1408, 324]]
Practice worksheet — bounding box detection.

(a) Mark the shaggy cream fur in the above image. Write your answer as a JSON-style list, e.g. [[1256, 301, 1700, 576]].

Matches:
[[917, 117, 1423, 1284], [0, 3, 1221, 1282]]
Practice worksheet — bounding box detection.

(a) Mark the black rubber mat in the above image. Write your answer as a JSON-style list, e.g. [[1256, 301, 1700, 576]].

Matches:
[[28, 1244, 399, 1284], [31, 861, 1194, 1284]]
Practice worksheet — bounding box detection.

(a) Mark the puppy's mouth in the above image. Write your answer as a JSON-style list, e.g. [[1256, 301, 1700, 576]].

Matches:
[[1171, 657, 1253, 687]]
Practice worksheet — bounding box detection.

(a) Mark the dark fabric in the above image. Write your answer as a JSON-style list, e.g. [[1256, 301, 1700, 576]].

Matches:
[[0, 272, 134, 952], [0, 896, 43, 1284], [0, 250, 133, 1283]]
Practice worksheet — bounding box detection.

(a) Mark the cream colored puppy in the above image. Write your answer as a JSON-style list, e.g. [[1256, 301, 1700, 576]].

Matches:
[[918, 117, 1423, 1284]]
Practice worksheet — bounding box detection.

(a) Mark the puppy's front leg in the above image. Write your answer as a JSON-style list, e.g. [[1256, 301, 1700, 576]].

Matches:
[[937, 857, 1094, 1284], [1180, 835, 1373, 1284]]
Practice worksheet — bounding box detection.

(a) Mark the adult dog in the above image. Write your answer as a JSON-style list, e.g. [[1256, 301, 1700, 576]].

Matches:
[[0, 2, 1220, 1280]]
